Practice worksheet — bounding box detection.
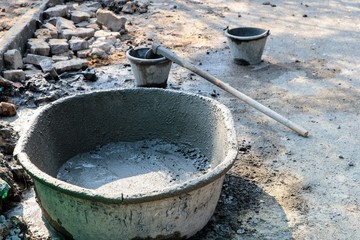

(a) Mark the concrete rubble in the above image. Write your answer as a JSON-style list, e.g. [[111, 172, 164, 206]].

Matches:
[[71, 10, 91, 23], [27, 38, 50, 56], [61, 27, 95, 39], [53, 58, 88, 73], [43, 5, 68, 18], [49, 38, 69, 55], [96, 9, 127, 32], [2, 70, 25, 82], [107, 0, 149, 14], [68, 37, 89, 51], [3, 50, 23, 70], [23, 54, 58, 79], [0, 0, 151, 108]]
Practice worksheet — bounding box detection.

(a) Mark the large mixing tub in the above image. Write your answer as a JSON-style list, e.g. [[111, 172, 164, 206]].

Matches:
[[14, 89, 238, 239]]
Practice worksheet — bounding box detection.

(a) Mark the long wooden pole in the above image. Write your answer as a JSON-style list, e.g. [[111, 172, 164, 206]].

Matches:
[[152, 44, 309, 137]]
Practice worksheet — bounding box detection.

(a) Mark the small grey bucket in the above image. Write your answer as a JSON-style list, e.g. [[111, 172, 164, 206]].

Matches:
[[225, 27, 270, 65], [126, 47, 172, 88]]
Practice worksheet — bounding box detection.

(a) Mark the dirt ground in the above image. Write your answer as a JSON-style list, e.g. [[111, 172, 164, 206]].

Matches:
[[1, 0, 360, 239]]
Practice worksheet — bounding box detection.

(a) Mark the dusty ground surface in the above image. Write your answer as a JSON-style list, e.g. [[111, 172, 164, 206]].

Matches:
[[1, 0, 360, 239]]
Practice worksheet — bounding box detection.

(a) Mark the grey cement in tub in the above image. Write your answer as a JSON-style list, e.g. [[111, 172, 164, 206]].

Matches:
[[57, 139, 210, 195]]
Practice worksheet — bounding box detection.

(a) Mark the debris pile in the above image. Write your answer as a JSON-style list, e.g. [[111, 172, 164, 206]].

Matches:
[[27, 1, 121, 76], [0, 1, 150, 109], [104, 0, 149, 14], [0, 215, 28, 240], [0, 123, 31, 211]]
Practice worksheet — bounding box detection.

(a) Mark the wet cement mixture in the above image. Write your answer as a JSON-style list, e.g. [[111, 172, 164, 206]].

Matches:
[[1, 0, 360, 239], [57, 139, 209, 194]]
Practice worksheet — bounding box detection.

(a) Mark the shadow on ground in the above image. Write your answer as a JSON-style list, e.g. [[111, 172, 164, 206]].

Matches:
[[191, 173, 293, 239]]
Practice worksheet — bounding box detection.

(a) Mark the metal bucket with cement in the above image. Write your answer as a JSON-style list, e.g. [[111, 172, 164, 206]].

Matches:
[[126, 47, 172, 88], [225, 27, 270, 65], [14, 89, 238, 240]]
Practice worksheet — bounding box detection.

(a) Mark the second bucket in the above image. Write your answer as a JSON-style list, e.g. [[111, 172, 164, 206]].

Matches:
[[126, 47, 172, 88], [225, 27, 270, 65]]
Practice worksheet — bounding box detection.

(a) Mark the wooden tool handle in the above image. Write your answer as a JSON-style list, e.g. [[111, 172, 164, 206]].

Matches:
[[152, 43, 309, 137]]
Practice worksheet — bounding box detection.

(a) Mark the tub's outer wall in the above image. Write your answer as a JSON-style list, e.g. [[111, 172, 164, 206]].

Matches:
[[35, 176, 225, 239], [15, 89, 238, 238]]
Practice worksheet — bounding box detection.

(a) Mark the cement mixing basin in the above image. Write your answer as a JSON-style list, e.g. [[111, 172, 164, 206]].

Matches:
[[14, 88, 238, 239]]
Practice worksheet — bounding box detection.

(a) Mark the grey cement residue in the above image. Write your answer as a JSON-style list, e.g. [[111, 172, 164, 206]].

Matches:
[[57, 139, 210, 195]]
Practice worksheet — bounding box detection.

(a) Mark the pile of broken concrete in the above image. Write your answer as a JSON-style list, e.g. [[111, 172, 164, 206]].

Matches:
[[0, 0, 149, 116]]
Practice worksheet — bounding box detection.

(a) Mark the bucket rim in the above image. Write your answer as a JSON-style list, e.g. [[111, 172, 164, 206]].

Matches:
[[225, 27, 270, 41], [126, 47, 170, 64], [14, 88, 238, 204]]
